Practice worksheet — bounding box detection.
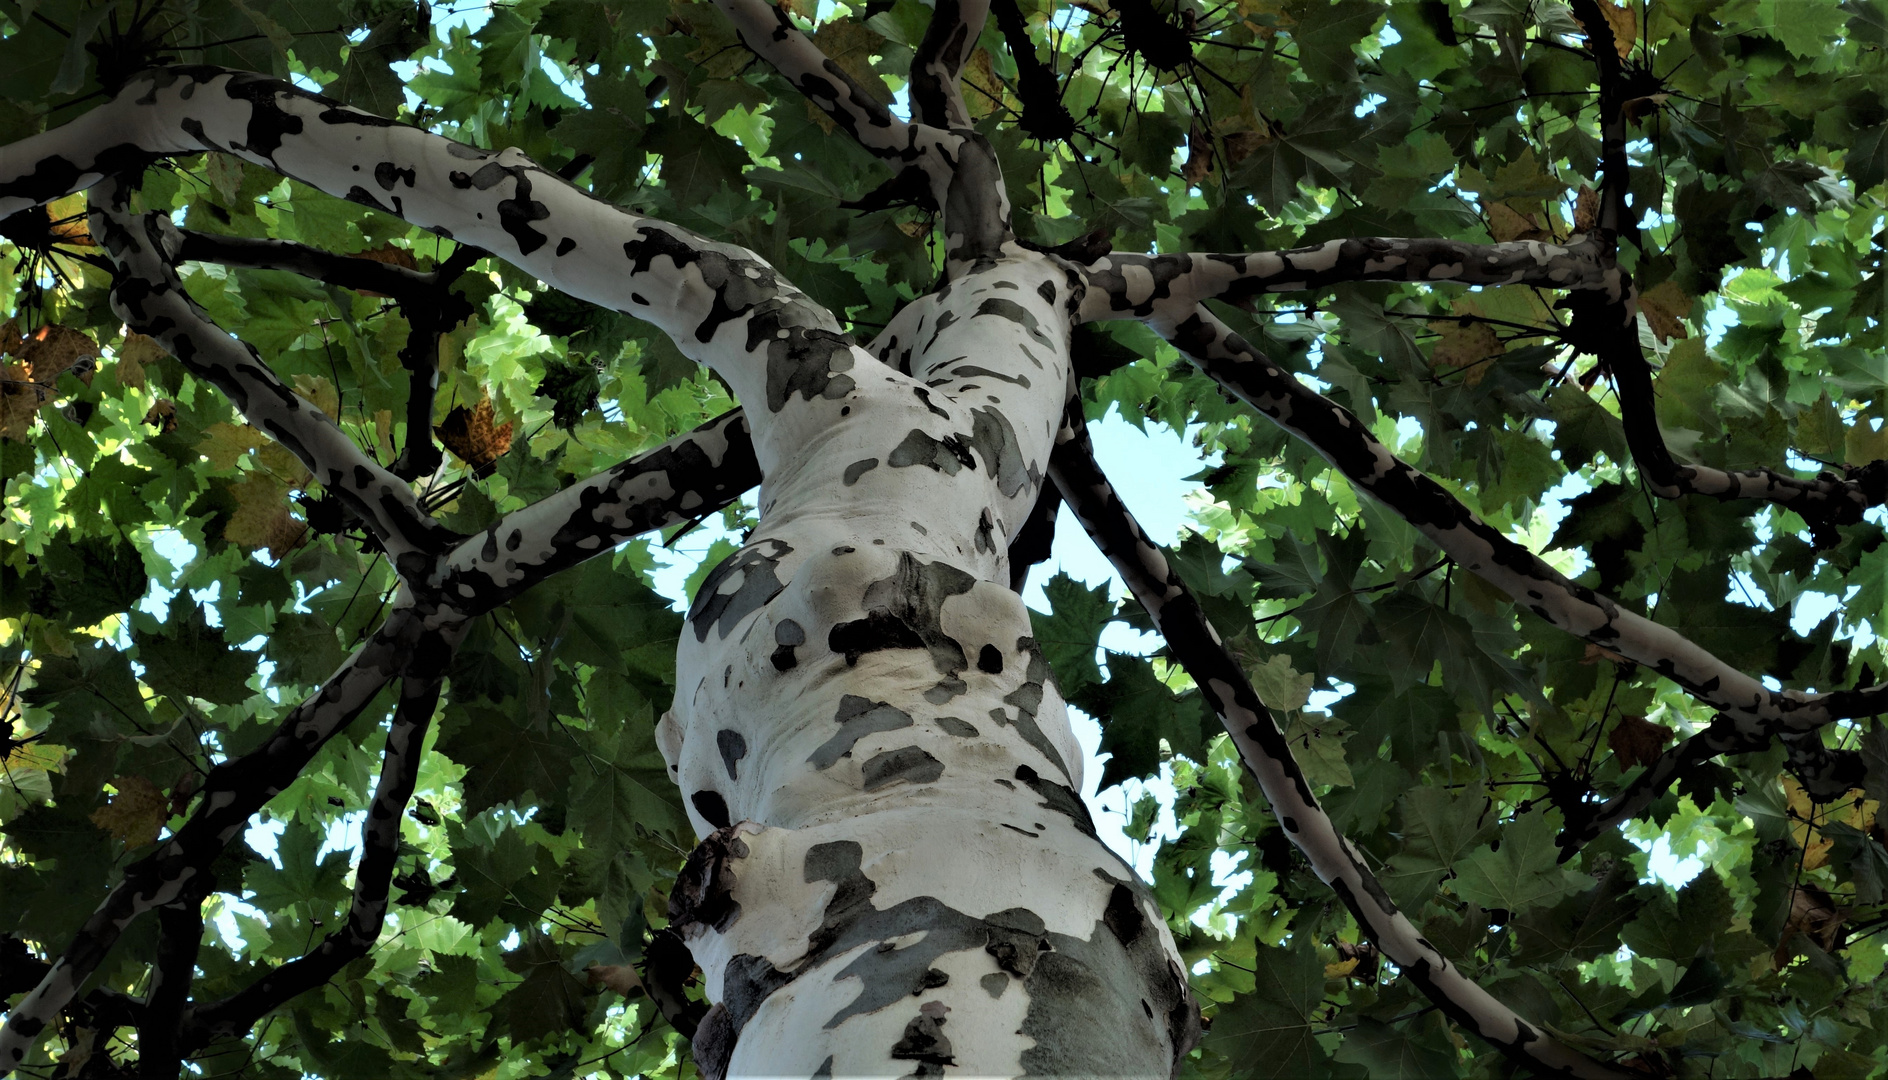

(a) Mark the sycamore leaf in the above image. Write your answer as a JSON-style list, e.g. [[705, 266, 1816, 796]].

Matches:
[[204, 152, 246, 201], [89, 775, 168, 847], [1201, 936, 1336, 1078], [811, 20, 894, 104], [1638, 281, 1691, 344], [1452, 811, 1592, 914], [436, 395, 514, 473], [1283, 713, 1353, 787], [499, 935, 590, 1044], [224, 473, 307, 560], [198, 422, 265, 469], [291, 373, 341, 419], [1029, 573, 1114, 696], [1429, 318, 1503, 386], [1250, 653, 1315, 711], [1606, 714, 1673, 769]]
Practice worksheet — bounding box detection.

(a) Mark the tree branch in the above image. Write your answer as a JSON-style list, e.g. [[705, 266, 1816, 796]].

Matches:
[[1151, 305, 1886, 734], [0, 607, 434, 1070], [179, 671, 446, 1051], [433, 408, 761, 617], [707, 0, 1015, 270], [137, 892, 208, 1079], [2, 66, 849, 423], [1046, 403, 1627, 1080], [1567, 290, 1888, 539], [87, 176, 457, 570], [910, 0, 989, 129], [173, 229, 485, 480], [1079, 236, 1614, 322]]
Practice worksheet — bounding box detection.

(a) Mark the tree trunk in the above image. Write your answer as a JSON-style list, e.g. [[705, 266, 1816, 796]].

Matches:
[[658, 261, 1198, 1076]]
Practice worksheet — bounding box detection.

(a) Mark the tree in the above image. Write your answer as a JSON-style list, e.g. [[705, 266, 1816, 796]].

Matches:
[[0, 0, 1884, 1074]]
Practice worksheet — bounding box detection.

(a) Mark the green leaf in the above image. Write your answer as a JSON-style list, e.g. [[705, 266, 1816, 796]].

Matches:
[[1383, 784, 1491, 910], [1202, 935, 1341, 1078], [1451, 811, 1591, 915], [134, 595, 256, 706], [37, 533, 147, 626], [498, 935, 591, 1044], [1029, 573, 1115, 696]]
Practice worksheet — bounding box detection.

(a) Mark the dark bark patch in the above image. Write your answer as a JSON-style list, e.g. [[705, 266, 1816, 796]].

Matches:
[[842, 457, 879, 485], [935, 716, 979, 738], [967, 406, 1034, 498], [827, 553, 976, 674], [983, 907, 1048, 978], [669, 826, 749, 934], [693, 1003, 736, 1080], [717, 729, 748, 781], [1014, 764, 1098, 837], [808, 696, 914, 769], [977, 644, 1004, 674], [887, 428, 975, 475], [688, 539, 792, 642], [1102, 883, 1146, 945], [923, 678, 967, 704], [917, 968, 950, 992], [691, 790, 731, 829], [891, 1003, 955, 1072], [373, 161, 415, 190], [985, 637, 1075, 780], [980, 972, 1009, 997], [861, 746, 944, 791], [770, 619, 806, 672]]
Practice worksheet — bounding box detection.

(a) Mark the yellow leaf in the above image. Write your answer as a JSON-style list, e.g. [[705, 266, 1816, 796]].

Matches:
[[198, 422, 264, 470], [1429, 309, 1505, 387], [1324, 958, 1359, 979], [291, 373, 340, 420], [962, 48, 1004, 121], [2, 729, 64, 776], [373, 408, 396, 463], [1599, 1, 1636, 58], [1487, 201, 1549, 242], [90, 775, 169, 847], [587, 963, 647, 997], [113, 333, 168, 391], [0, 321, 102, 440], [44, 194, 94, 247], [812, 20, 895, 104], [1638, 280, 1691, 344], [225, 473, 307, 559]]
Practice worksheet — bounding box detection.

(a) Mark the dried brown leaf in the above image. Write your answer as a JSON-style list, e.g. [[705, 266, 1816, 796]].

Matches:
[[1573, 185, 1600, 233], [435, 395, 513, 473], [1606, 714, 1673, 770], [587, 963, 647, 998]]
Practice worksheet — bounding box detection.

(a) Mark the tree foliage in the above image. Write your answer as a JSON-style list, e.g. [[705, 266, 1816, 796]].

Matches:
[[0, 0, 1885, 1076]]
